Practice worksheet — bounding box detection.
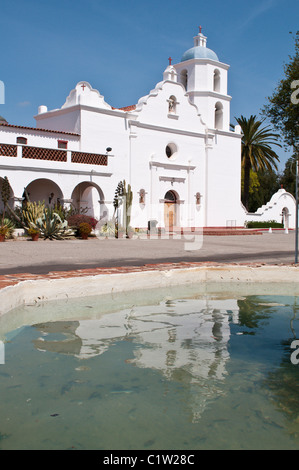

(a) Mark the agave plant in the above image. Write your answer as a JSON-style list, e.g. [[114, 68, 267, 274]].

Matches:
[[99, 220, 116, 238], [2, 218, 15, 239], [34, 209, 75, 240]]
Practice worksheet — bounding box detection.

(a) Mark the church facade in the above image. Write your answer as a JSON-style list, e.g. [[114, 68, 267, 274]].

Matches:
[[0, 30, 295, 231]]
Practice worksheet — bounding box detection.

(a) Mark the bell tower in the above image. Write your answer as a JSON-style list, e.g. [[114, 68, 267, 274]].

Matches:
[[174, 28, 231, 131]]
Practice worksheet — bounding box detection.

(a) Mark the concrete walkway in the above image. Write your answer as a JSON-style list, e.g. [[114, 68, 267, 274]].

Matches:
[[0, 231, 296, 275]]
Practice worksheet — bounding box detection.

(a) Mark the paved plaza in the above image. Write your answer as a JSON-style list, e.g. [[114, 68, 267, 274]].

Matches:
[[0, 231, 296, 275]]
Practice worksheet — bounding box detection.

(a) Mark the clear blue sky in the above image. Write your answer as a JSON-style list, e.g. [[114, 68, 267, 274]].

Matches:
[[0, 0, 298, 170]]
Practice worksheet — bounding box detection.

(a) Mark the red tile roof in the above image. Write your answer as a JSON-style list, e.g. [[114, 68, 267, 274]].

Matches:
[[112, 105, 136, 112], [0, 122, 80, 136]]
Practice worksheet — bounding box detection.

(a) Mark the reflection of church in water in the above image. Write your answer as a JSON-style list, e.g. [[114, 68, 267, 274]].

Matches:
[[32, 296, 240, 421]]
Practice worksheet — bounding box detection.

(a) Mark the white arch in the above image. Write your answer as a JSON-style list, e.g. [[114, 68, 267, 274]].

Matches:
[[71, 182, 105, 220], [215, 102, 223, 129], [25, 178, 64, 207], [180, 69, 188, 90], [213, 69, 221, 92]]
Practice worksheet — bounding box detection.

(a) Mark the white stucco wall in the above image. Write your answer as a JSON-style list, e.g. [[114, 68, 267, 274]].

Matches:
[[245, 189, 296, 229], [1, 32, 291, 231], [204, 131, 244, 227], [0, 75, 245, 230]]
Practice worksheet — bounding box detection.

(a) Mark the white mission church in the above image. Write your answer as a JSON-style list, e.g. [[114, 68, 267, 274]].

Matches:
[[0, 29, 296, 230]]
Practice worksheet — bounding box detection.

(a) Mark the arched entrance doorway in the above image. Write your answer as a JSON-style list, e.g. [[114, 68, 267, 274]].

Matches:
[[71, 182, 105, 220], [164, 190, 177, 231], [25, 179, 63, 207]]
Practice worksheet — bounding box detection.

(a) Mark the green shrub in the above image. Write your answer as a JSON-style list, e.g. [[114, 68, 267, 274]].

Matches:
[[67, 214, 98, 230], [245, 220, 283, 228], [78, 222, 92, 235]]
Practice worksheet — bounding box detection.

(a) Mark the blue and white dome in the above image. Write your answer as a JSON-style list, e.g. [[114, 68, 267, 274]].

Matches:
[[181, 29, 219, 62], [181, 46, 219, 62]]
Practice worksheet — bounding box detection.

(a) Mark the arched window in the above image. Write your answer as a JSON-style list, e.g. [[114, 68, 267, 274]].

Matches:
[[215, 102, 223, 129], [180, 69, 188, 90], [165, 190, 176, 202], [213, 69, 221, 92]]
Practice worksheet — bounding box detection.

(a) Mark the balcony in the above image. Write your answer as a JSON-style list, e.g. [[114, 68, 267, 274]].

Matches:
[[23, 146, 67, 162], [71, 151, 107, 166], [0, 144, 108, 166], [0, 143, 17, 157]]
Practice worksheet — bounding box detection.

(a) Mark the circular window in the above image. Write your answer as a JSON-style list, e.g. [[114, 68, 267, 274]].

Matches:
[[165, 143, 178, 160]]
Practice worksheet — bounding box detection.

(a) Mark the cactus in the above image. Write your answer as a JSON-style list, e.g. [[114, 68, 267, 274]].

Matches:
[[113, 181, 124, 216], [0, 176, 74, 240], [113, 180, 133, 236], [1, 177, 11, 210], [0, 176, 27, 228], [122, 180, 133, 236], [1, 176, 12, 225], [23, 201, 45, 229]]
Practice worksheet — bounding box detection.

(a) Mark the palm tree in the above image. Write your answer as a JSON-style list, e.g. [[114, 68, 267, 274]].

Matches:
[[235, 115, 281, 211]]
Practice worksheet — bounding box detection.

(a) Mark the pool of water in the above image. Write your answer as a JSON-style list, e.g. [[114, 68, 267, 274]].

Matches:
[[0, 284, 299, 450]]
